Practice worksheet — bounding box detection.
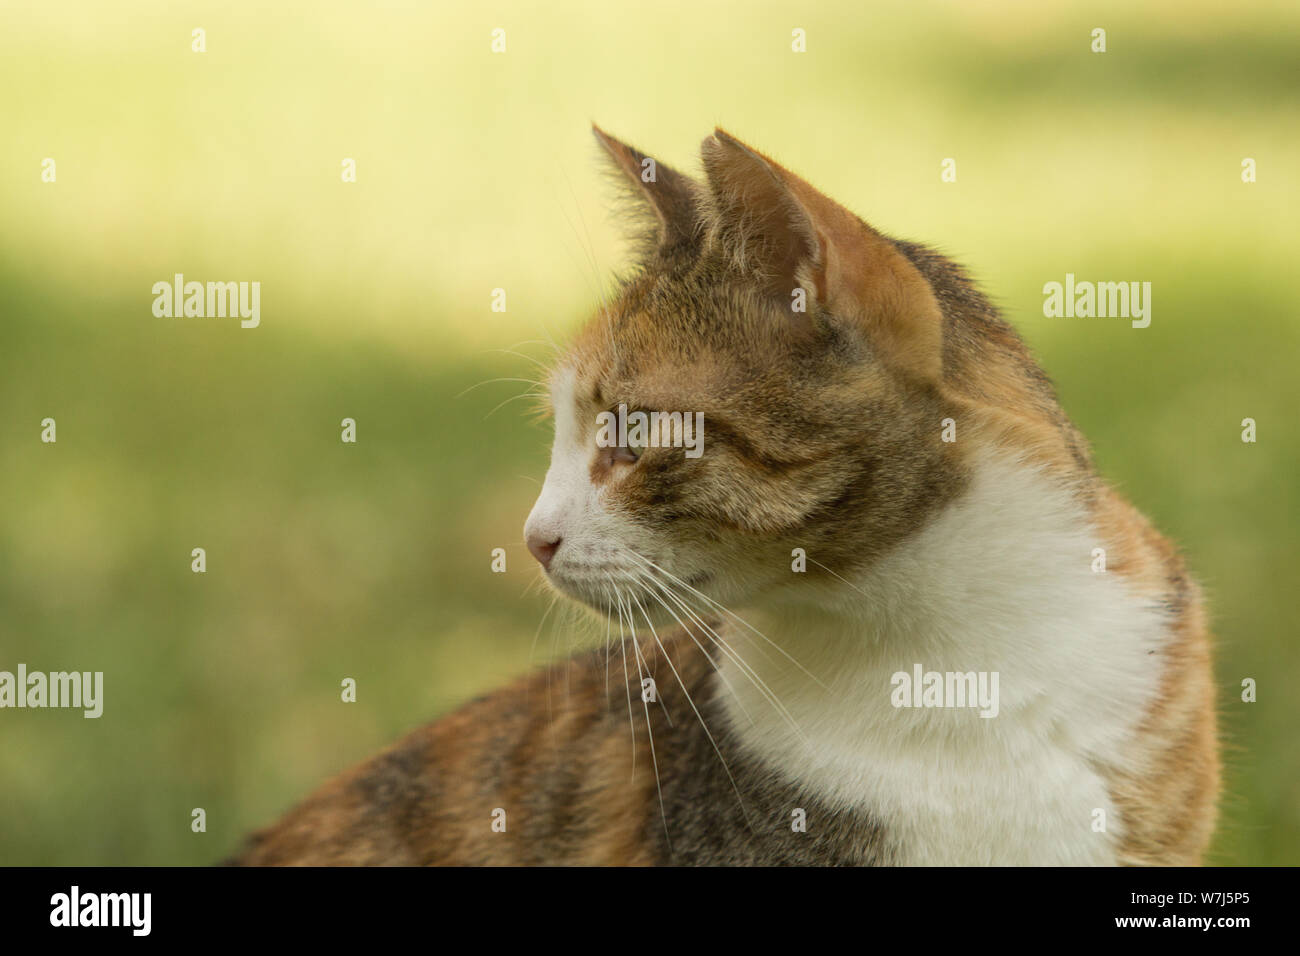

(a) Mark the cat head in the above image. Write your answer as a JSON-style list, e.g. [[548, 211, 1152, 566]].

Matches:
[[523, 126, 1070, 622]]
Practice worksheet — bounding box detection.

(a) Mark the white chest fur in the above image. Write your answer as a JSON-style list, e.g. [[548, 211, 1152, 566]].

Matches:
[[718, 454, 1167, 865]]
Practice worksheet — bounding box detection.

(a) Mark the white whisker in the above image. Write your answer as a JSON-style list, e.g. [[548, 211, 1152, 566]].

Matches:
[[623, 571, 754, 830], [612, 574, 671, 853], [624, 549, 827, 690]]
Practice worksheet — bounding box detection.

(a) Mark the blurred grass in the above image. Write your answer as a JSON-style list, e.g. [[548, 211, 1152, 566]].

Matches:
[[1, 0, 1297, 864]]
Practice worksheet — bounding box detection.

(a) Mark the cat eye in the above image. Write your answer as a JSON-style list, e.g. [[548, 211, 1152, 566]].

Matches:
[[596, 441, 639, 470], [618, 422, 648, 463], [595, 402, 648, 466]]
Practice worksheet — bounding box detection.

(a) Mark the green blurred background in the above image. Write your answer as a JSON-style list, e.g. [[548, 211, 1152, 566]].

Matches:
[[1, 0, 1296, 865]]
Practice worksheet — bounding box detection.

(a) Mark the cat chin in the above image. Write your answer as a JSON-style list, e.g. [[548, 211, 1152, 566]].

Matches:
[[546, 570, 717, 628]]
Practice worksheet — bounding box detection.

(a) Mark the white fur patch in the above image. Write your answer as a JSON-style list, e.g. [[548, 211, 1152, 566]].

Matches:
[[525, 367, 645, 604], [524, 367, 589, 547], [717, 453, 1167, 865]]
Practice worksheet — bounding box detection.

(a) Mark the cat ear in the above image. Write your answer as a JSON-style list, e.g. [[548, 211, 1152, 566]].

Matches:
[[700, 128, 944, 382], [592, 124, 698, 254]]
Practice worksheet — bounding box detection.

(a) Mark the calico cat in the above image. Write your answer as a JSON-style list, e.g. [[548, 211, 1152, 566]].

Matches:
[[229, 127, 1219, 866]]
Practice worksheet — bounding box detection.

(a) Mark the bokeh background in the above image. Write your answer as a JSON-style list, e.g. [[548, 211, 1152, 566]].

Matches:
[[1, 0, 1296, 865]]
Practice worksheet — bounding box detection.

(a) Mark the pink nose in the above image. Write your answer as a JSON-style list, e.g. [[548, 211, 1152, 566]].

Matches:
[[527, 532, 562, 570]]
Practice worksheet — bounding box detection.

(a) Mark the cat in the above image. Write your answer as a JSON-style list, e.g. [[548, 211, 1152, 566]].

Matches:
[[228, 126, 1219, 866]]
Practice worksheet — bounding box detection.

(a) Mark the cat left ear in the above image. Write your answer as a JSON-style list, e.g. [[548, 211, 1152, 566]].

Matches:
[[592, 124, 698, 253], [700, 129, 944, 382]]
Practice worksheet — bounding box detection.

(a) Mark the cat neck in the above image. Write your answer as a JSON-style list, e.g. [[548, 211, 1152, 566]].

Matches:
[[715, 451, 1167, 863]]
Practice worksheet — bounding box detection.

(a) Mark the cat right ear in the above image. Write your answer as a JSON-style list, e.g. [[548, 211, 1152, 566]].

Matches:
[[592, 124, 698, 254], [699, 128, 945, 383]]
